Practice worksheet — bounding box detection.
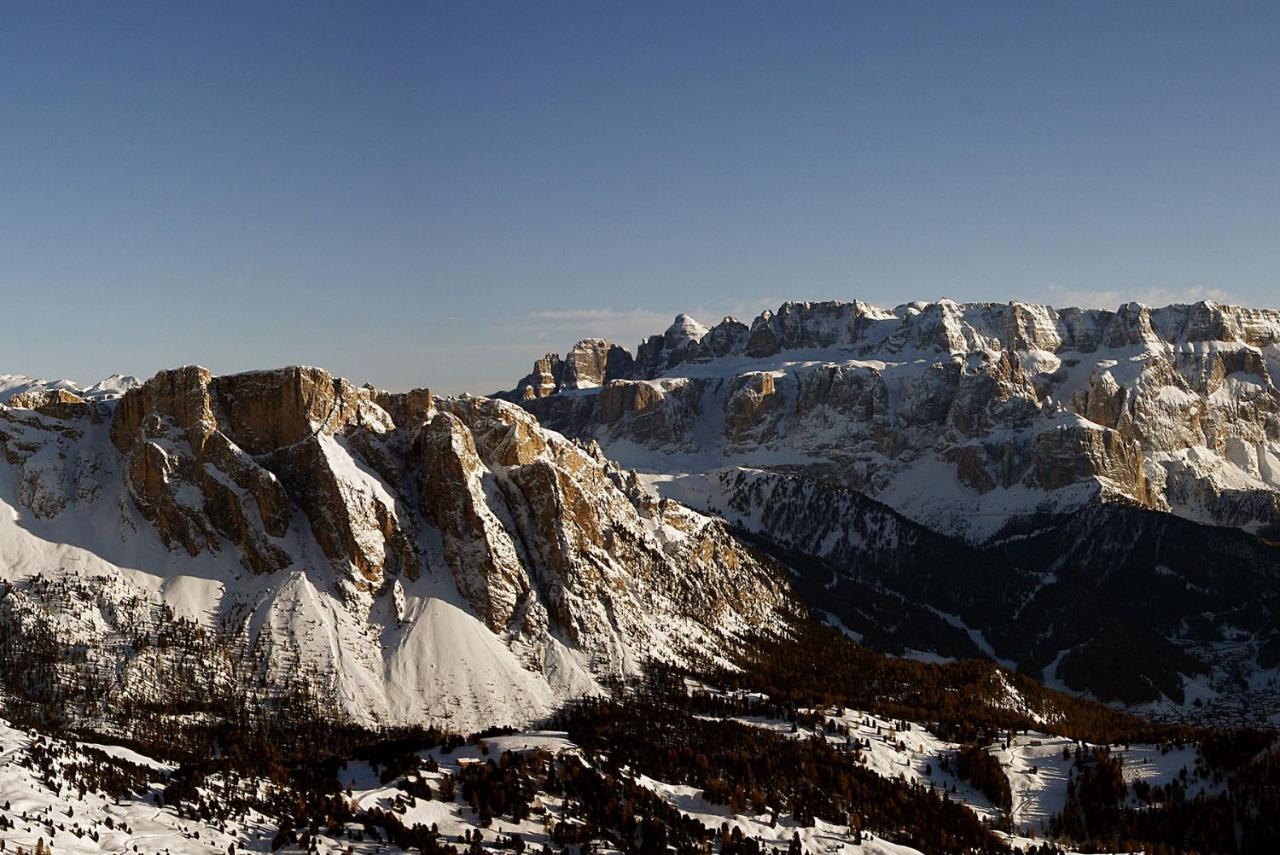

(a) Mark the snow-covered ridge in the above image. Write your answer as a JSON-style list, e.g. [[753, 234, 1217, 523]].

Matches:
[[0, 373, 140, 403], [509, 298, 1280, 540]]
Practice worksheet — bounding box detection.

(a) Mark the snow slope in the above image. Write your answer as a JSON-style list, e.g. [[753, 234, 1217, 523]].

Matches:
[[0, 715, 934, 855]]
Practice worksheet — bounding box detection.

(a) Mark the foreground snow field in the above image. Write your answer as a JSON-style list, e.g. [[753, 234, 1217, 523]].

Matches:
[[0, 683, 1220, 855], [0, 716, 928, 855]]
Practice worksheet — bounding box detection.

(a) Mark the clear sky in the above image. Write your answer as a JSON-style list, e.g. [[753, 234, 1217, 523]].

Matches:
[[2, 2, 1278, 394]]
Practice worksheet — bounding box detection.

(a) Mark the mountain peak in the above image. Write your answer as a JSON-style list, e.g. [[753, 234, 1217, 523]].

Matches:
[[665, 313, 709, 346]]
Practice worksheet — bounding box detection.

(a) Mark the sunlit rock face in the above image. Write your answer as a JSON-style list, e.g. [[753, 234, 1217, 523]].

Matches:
[[421, 396, 792, 666], [108, 365, 404, 581]]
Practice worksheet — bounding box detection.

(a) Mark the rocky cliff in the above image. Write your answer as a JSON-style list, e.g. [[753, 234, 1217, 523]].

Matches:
[[512, 299, 1280, 540]]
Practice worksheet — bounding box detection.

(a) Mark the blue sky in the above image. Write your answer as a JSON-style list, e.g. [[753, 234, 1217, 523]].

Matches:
[[2, 2, 1278, 393]]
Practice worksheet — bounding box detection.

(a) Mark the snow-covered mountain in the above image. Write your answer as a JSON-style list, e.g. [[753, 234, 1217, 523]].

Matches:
[[508, 299, 1280, 539], [503, 298, 1280, 720], [3, 300, 1276, 730], [0, 374, 140, 404], [0, 366, 792, 740]]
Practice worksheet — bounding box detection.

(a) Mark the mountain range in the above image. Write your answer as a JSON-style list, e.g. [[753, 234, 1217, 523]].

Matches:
[[501, 298, 1280, 722], [1, 297, 1279, 853]]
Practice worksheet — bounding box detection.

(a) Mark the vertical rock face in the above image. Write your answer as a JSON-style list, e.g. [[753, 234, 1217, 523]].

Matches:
[[211, 367, 379, 454], [598, 380, 665, 425], [1030, 423, 1147, 494], [725, 372, 781, 444], [561, 338, 635, 389], [414, 410, 531, 632], [746, 311, 781, 359], [1103, 302, 1160, 348], [947, 350, 1041, 438], [110, 365, 218, 448], [109, 365, 400, 582], [372, 386, 434, 427], [699, 317, 752, 359], [517, 354, 564, 400], [513, 299, 1280, 538], [416, 396, 792, 673]]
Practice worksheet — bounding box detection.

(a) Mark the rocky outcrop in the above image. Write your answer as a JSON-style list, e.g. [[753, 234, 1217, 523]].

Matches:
[[515, 353, 564, 400], [408, 395, 795, 673], [414, 410, 531, 632], [598, 380, 665, 425], [563, 339, 634, 389], [593, 379, 711, 449], [947, 351, 1041, 438], [372, 386, 434, 427], [506, 339, 635, 401], [1030, 423, 1147, 494], [107, 366, 397, 581], [725, 372, 782, 444], [7, 389, 95, 421]]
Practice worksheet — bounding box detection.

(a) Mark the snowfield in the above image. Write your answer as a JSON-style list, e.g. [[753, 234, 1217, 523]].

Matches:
[[0, 718, 275, 855], [0, 716, 934, 855]]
